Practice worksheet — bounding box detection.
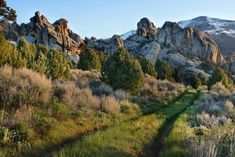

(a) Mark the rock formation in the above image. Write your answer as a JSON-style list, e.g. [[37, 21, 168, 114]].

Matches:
[[156, 22, 225, 64], [136, 18, 158, 39], [123, 18, 226, 78], [4, 11, 84, 62], [85, 35, 124, 55]]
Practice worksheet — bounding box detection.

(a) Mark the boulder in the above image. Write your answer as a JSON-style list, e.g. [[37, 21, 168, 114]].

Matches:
[[136, 18, 158, 39], [86, 35, 124, 55]]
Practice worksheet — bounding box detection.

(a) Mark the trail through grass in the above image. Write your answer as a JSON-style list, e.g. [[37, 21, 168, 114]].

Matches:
[[52, 90, 199, 157], [140, 90, 200, 157]]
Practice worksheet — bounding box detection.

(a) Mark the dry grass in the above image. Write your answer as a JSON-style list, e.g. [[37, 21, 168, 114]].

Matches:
[[0, 65, 52, 109], [54, 81, 101, 110], [100, 96, 120, 114], [70, 69, 100, 88], [141, 75, 184, 98]]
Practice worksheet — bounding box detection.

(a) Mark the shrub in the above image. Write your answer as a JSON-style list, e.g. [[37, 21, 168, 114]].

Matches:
[[53, 81, 100, 110], [50, 103, 70, 120], [78, 48, 101, 70], [89, 80, 128, 100], [119, 100, 141, 115], [190, 76, 202, 89], [100, 96, 120, 114], [0, 66, 52, 110], [155, 59, 175, 81], [208, 67, 233, 90], [15, 67, 52, 104], [89, 80, 114, 97], [70, 69, 100, 89], [187, 140, 217, 157], [101, 48, 144, 93], [224, 101, 234, 113], [76, 88, 101, 110], [136, 56, 156, 77]]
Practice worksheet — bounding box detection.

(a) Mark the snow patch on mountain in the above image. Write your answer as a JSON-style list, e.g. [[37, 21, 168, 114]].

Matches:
[[178, 16, 235, 37], [121, 30, 136, 40]]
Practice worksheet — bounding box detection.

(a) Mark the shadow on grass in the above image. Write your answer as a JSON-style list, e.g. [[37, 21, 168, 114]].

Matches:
[[139, 90, 200, 157], [53, 146, 132, 157], [22, 125, 110, 157]]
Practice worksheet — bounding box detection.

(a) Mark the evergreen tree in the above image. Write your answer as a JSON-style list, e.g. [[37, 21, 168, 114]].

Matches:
[[0, 0, 16, 22], [155, 59, 175, 81], [8, 47, 26, 68], [190, 76, 202, 89], [208, 67, 233, 90], [101, 48, 144, 93], [78, 48, 101, 70], [0, 31, 10, 66], [31, 51, 47, 74], [46, 49, 70, 80], [136, 56, 156, 77], [17, 37, 36, 68]]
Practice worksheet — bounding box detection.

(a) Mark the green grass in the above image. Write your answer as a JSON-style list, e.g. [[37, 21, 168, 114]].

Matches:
[[52, 90, 199, 157], [53, 114, 164, 157], [159, 114, 195, 157], [159, 91, 200, 157], [158, 90, 199, 119]]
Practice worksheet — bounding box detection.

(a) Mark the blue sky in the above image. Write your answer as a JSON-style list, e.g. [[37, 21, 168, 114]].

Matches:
[[7, 0, 235, 38]]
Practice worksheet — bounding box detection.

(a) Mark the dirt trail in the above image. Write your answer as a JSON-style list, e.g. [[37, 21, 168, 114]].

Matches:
[[140, 92, 199, 157]]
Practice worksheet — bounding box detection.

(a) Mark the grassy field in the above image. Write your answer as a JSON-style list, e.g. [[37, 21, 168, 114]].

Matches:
[[52, 90, 199, 157], [158, 91, 201, 157]]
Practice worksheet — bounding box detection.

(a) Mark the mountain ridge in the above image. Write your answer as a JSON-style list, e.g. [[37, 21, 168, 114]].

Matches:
[[178, 16, 235, 56]]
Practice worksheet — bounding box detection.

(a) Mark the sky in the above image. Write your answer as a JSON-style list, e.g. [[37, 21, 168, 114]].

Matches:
[[7, 0, 235, 39]]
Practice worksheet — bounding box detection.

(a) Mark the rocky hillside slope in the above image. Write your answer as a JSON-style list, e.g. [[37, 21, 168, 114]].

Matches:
[[86, 17, 225, 78], [179, 16, 235, 57]]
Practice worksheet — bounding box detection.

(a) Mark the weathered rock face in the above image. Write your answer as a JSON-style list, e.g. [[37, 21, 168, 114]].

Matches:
[[122, 18, 226, 79], [4, 11, 84, 62], [85, 35, 124, 55], [156, 22, 225, 64], [136, 18, 157, 39]]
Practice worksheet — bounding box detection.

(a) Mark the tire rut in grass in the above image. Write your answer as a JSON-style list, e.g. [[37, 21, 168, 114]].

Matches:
[[140, 92, 199, 157]]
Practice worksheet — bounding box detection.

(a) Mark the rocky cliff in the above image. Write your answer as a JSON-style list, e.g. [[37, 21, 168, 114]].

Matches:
[[3, 11, 84, 62], [179, 16, 235, 57]]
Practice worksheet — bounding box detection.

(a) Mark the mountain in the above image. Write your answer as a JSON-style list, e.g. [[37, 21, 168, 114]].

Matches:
[[179, 16, 235, 57]]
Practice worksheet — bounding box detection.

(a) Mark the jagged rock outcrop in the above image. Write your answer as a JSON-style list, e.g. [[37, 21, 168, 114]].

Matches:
[[124, 19, 225, 64], [123, 18, 226, 79], [85, 35, 124, 55], [136, 18, 158, 39], [156, 22, 225, 64], [179, 16, 235, 57], [3, 11, 84, 62]]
